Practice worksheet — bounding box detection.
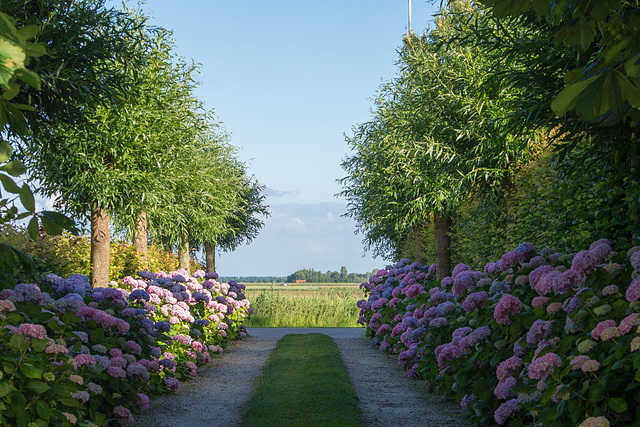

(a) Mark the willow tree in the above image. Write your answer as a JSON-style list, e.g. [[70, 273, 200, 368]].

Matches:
[[341, 1, 536, 278], [147, 125, 246, 274], [106, 30, 207, 270], [204, 171, 270, 273], [24, 7, 177, 287]]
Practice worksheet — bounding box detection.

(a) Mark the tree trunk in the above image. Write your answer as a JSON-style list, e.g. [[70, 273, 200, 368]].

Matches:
[[133, 210, 148, 270], [413, 223, 426, 265], [178, 237, 190, 274], [205, 242, 216, 273], [90, 207, 110, 288], [434, 212, 451, 280], [399, 232, 411, 260]]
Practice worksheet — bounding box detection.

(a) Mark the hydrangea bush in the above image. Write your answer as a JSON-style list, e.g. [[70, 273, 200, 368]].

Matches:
[[357, 239, 640, 426], [0, 269, 251, 425]]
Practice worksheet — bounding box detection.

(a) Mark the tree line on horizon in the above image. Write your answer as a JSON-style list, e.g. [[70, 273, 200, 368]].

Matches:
[[220, 266, 378, 284]]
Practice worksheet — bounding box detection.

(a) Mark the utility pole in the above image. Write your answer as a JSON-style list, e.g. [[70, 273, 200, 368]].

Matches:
[[408, 0, 412, 33]]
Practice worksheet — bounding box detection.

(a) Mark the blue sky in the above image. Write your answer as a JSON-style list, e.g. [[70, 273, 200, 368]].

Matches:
[[127, 1, 439, 276]]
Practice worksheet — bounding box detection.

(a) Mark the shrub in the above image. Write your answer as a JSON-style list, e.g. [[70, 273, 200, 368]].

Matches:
[[357, 240, 640, 426], [0, 269, 250, 425]]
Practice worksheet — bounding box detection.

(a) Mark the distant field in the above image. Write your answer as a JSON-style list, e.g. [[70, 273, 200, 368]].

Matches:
[[244, 284, 366, 328]]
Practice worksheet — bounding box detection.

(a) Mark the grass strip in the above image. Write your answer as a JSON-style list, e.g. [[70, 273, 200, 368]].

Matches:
[[240, 333, 365, 427]]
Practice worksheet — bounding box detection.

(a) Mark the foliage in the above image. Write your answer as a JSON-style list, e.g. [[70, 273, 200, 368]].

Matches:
[[240, 333, 365, 427], [357, 238, 640, 426], [0, 11, 77, 284], [0, 269, 250, 425], [0, 224, 203, 286], [339, 1, 536, 260], [478, 0, 640, 125]]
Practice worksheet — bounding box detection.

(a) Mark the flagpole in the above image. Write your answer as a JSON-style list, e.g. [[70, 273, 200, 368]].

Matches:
[[408, 0, 412, 33]]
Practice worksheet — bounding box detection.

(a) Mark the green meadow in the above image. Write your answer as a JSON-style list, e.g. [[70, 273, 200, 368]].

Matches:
[[244, 283, 364, 328]]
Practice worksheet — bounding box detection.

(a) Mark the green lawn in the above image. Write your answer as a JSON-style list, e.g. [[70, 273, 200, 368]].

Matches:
[[240, 333, 365, 427]]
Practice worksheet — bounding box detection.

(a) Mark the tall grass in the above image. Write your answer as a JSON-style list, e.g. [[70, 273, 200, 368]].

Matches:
[[245, 287, 362, 327]]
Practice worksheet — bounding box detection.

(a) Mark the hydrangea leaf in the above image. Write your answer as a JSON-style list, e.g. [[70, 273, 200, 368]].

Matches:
[[0, 382, 15, 398], [25, 381, 49, 394], [609, 397, 627, 413], [36, 400, 50, 420], [8, 333, 27, 352], [19, 364, 42, 379]]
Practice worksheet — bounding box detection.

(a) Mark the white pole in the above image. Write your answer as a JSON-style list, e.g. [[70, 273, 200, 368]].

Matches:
[[408, 0, 412, 33]]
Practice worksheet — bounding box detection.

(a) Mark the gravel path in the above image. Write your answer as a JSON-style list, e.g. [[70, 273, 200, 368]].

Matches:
[[131, 328, 467, 426]]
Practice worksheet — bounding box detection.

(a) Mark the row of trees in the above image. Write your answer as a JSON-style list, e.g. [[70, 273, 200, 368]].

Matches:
[[340, 0, 639, 278], [1, 1, 268, 287], [286, 267, 375, 283]]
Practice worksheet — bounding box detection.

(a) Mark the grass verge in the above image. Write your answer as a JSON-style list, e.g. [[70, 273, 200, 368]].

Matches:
[[240, 333, 365, 427], [244, 288, 362, 327]]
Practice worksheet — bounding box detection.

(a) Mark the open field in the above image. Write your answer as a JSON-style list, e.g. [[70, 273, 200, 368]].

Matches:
[[244, 284, 365, 328]]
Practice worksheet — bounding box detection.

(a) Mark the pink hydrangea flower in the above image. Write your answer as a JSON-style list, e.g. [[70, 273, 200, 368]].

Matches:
[[532, 296, 549, 308], [462, 291, 488, 312], [494, 376, 516, 400], [434, 343, 462, 368], [528, 352, 561, 380], [113, 405, 134, 422], [618, 314, 640, 335], [494, 294, 521, 325], [497, 356, 523, 381], [626, 277, 640, 303], [494, 399, 519, 425], [591, 320, 617, 340], [17, 323, 47, 340]]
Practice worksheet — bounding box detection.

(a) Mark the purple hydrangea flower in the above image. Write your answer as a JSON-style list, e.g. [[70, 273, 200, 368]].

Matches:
[[494, 294, 521, 325]]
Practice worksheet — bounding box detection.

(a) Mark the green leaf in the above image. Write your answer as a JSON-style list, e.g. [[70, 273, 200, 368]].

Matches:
[[20, 184, 34, 212], [9, 333, 28, 353], [27, 216, 39, 240], [609, 397, 628, 413], [19, 363, 43, 379], [24, 42, 47, 58], [14, 68, 40, 90], [40, 215, 63, 236], [551, 75, 599, 116], [0, 382, 15, 398], [40, 211, 77, 234], [26, 381, 49, 394], [36, 400, 50, 420], [625, 53, 640, 79], [0, 140, 11, 163], [30, 337, 48, 353], [0, 172, 20, 193], [17, 25, 40, 41], [0, 159, 26, 176]]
